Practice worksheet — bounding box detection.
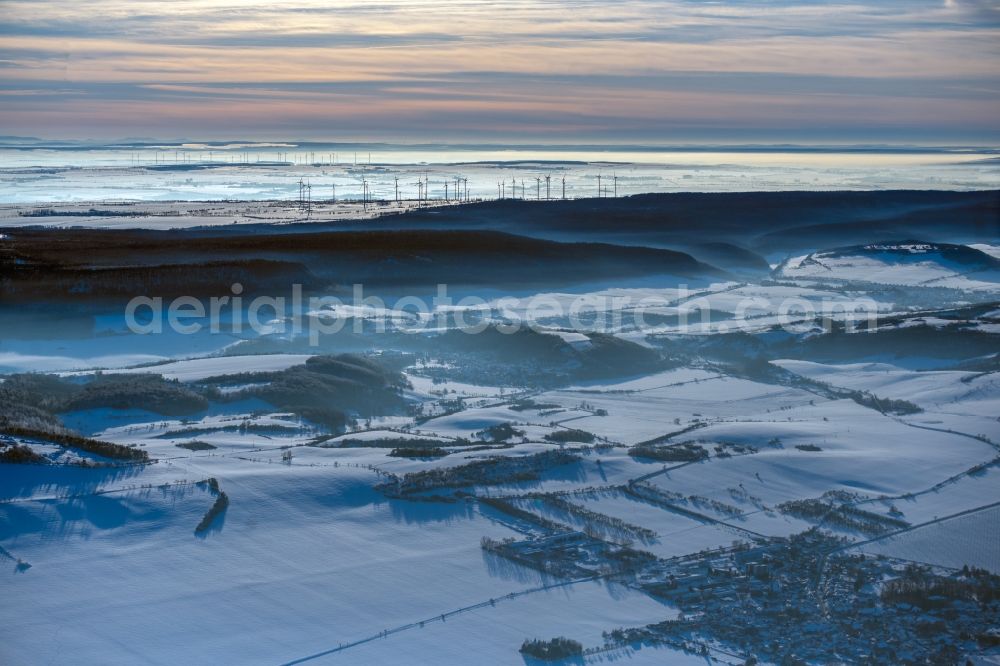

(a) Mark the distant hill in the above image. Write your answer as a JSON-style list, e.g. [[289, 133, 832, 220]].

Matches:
[[0, 228, 725, 303], [774, 240, 1000, 287], [822, 241, 1000, 268], [250, 190, 998, 256]]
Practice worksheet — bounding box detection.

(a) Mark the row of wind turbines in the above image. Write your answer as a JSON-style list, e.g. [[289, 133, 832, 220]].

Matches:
[[295, 174, 474, 212], [493, 174, 619, 200], [294, 171, 621, 213]]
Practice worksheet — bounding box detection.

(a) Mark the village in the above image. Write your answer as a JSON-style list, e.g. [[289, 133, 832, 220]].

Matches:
[[483, 510, 1000, 664]]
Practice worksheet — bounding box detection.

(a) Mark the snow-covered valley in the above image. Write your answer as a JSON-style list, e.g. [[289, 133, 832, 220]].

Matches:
[[2, 194, 999, 665]]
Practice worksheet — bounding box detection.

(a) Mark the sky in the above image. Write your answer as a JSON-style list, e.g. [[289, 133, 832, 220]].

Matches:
[[0, 0, 999, 144]]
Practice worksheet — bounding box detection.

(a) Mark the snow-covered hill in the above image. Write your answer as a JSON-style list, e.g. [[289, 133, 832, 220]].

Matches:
[[775, 241, 1000, 290]]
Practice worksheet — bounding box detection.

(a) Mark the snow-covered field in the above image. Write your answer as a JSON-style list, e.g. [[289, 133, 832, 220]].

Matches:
[[858, 504, 1000, 574], [776, 243, 1000, 291], [3, 222, 1000, 663]]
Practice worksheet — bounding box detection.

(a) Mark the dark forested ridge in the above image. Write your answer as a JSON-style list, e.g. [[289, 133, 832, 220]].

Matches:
[[0, 191, 1000, 300], [0, 228, 722, 302], [352, 190, 1000, 252], [4, 191, 996, 302]]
